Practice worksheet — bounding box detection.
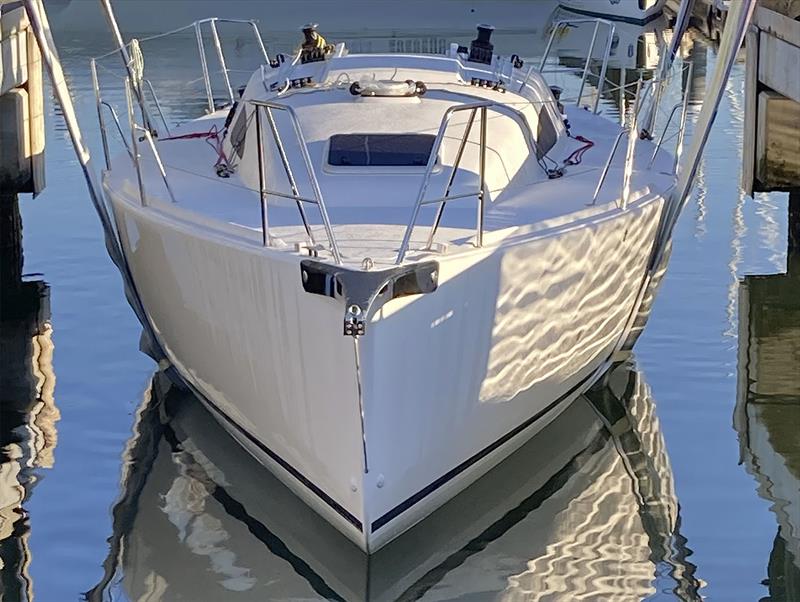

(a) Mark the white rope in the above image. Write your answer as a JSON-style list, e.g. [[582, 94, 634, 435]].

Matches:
[[129, 38, 145, 87]]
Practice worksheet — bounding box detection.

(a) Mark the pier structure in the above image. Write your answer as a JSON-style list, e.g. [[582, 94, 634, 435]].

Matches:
[[1, 3, 59, 595], [1, 0, 44, 195], [1, 0, 46, 326], [740, 2, 800, 253]]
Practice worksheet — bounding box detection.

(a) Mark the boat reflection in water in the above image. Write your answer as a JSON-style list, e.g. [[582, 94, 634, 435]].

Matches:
[[735, 251, 800, 600], [88, 360, 701, 601]]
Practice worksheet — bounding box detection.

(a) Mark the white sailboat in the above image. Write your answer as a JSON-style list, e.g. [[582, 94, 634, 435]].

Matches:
[[93, 17, 687, 551], [48, 0, 751, 551]]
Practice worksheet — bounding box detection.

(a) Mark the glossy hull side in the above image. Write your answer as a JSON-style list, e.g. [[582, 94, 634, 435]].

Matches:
[[108, 189, 370, 548], [359, 194, 665, 548], [108, 183, 664, 552]]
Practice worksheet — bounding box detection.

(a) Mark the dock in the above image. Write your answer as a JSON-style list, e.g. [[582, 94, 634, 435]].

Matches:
[[1, 0, 44, 194], [1, 0, 49, 342], [741, 3, 800, 255], [1, 0, 49, 358], [0, 0, 57, 476]]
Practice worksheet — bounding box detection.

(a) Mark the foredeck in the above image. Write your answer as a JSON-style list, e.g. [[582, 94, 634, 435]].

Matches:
[[105, 102, 674, 267]]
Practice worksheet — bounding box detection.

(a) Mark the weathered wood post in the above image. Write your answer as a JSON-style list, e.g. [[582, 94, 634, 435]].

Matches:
[[740, 4, 800, 271], [0, 192, 23, 291], [1, 0, 45, 295], [1, 1, 45, 194]]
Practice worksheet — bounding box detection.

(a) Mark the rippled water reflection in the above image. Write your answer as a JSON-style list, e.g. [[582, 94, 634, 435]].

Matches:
[[1, 7, 798, 601], [83, 361, 697, 601]]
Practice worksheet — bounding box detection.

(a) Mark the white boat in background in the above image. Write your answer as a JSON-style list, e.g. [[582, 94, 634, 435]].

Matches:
[[559, 0, 666, 24], [69, 0, 754, 551], [87, 361, 700, 601], [547, 7, 669, 71]]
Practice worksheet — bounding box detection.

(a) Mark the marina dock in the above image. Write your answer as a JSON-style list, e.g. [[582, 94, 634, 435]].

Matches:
[[0, 0, 44, 194]]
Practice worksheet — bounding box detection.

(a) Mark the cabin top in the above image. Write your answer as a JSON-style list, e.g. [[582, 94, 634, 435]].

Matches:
[[221, 44, 576, 208]]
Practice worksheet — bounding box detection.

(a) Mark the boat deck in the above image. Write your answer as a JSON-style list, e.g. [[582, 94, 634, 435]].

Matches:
[[106, 104, 675, 267]]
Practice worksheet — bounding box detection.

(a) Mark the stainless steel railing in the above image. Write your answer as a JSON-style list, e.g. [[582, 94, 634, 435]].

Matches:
[[539, 18, 616, 114], [92, 18, 270, 168], [395, 100, 543, 264], [249, 99, 343, 264], [123, 78, 176, 206], [592, 62, 694, 207]]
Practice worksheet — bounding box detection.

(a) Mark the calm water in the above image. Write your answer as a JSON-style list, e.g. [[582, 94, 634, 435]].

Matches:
[[1, 8, 798, 601]]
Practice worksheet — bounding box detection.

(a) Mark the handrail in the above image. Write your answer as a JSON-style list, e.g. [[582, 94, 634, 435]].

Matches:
[[100, 102, 132, 159], [538, 18, 616, 113], [592, 130, 627, 205], [124, 78, 147, 206], [124, 78, 176, 205], [647, 63, 695, 171], [248, 99, 342, 264], [396, 102, 489, 264], [92, 17, 268, 169], [425, 107, 478, 249], [93, 17, 270, 139], [648, 102, 683, 168], [673, 61, 694, 175], [143, 78, 170, 135], [621, 79, 644, 210], [92, 18, 271, 61], [91, 58, 111, 169], [593, 62, 692, 208], [396, 101, 543, 264], [194, 21, 215, 113], [209, 19, 234, 106]]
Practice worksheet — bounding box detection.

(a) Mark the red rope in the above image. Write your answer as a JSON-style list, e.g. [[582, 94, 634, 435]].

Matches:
[[161, 125, 229, 169], [564, 134, 594, 166]]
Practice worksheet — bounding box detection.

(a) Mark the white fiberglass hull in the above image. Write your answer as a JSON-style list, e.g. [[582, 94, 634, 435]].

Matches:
[[108, 182, 665, 551], [558, 0, 666, 23]]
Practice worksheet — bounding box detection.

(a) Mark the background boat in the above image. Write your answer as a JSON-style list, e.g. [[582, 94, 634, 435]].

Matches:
[[558, 0, 667, 24]]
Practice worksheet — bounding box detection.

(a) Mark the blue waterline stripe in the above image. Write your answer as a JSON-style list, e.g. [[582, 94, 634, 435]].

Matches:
[[370, 369, 597, 533], [187, 384, 364, 532]]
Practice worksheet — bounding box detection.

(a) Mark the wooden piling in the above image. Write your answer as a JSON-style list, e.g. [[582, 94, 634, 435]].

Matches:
[[0, 193, 22, 292], [742, 7, 800, 194], [790, 190, 800, 254], [0, 1, 44, 194]]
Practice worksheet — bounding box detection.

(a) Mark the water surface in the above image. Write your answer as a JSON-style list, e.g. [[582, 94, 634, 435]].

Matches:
[[1, 9, 798, 601]]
